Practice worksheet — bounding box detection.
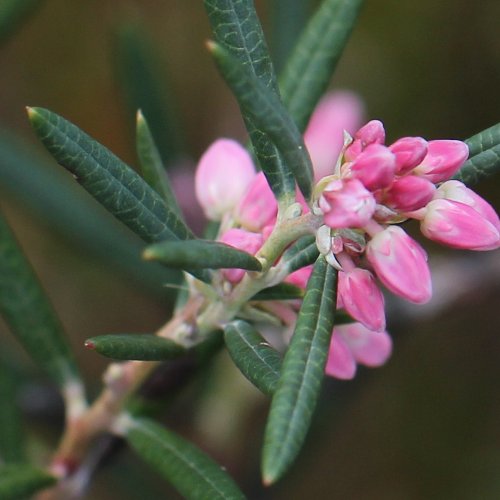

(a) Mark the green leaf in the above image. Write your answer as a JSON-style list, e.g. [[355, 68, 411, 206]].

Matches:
[[251, 283, 304, 301], [136, 111, 183, 218], [0, 130, 178, 297], [0, 358, 25, 463], [208, 41, 314, 200], [280, 235, 319, 274], [262, 255, 337, 485], [85, 334, 185, 361], [143, 240, 262, 272], [125, 417, 246, 500], [114, 22, 183, 166], [0, 212, 79, 387], [0, 0, 41, 45], [27, 107, 194, 244], [280, 0, 365, 131], [0, 464, 56, 499], [224, 320, 282, 396], [270, 0, 313, 74], [204, 0, 296, 204], [454, 123, 500, 185]]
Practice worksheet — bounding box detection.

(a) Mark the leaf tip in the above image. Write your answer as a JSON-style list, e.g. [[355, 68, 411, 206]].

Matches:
[[84, 339, 96, 350], [142, 247, 155, 261], [136, 109, 145, 124], [205, 39, 217, 53]]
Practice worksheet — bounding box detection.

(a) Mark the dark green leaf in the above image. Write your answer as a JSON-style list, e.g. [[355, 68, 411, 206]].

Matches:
[[0, 0, 41, 45], [114, 22, 183, 166], [136, 110, 183, 217], [204, 0, 296, 204], [0, 464, 56, 499], [280, 235, 319, 274], [262, 255, 337, 484], [280, 0, 365, 131], [0, 130, 178, 297], [251, 283, 304, 301], [0, 358, 25, 463], [125, 417, 246, 499], [224, 320, 282, 396], [143, 240, 262, 272], [208, 41, 314, 200], [0, 212, 79, 386], [455, 123, 500, 185], [27, 107, 194, 244], [270, 0, 313, 73], [85, 334, 185, 361]]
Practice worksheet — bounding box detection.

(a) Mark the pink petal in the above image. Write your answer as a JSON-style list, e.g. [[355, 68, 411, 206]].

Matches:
[[384, 175, 436, 212], [349, 144, 397, 191], [366, 226, 432, 303], [195, 139, 256, 220], [325, 333, 356, 380], [389, 136, 428, 174]]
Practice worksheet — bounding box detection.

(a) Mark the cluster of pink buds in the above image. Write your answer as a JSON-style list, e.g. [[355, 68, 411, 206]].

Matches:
[[194, 91, 500, 381]]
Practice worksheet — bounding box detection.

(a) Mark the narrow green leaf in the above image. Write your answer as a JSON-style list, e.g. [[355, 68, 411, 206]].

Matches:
[[125, 417, 246, 500], [0, 0, 41, 45], [251, 283, 304, 301], [136, 111, 182, 217], [143, 240, 262, 272], [454, 123, 500, 185], [208, 41, 314, 200], [27, 107, 194, 244], [85, 334, 185, 361], [262, 255, 337, 484], [0, 358, 25, 463], [0, 130, 179, 297], [114, 22, 183, 166], [280, 235, 319, 274], [0, 212, 78, 386], [224, 320, 282, 396], [204, 0, 296, 204], [270, 0, 313, 74], [280, 0, 365, 131], [0, 464, 56, 499]]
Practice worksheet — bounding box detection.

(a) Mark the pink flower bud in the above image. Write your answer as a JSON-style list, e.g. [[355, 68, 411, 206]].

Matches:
[[344, 120, 386, 162], [219, 228, 263, 283], [338, 268, 386, 332], [413, 140, 469, 183], [435, 180, 500, 231], [388, 136, 428, 174], [384, 175, 436, 212], [304, 91, 364, 180], [339, 323, 392, 367], [235, 172, 278, 232], [349, 144, 396, 190], [325, 333, 356, 380], [420, 199, 500, 251], [195, 139, 256, 220], [320, 179, 376, 229], [366, 226, 432, 303], [285, 265, 313, 289]]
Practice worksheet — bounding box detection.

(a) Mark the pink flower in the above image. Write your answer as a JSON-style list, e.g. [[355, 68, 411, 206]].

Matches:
[[325, 323, 392, 380], [384, 175, 436, 212], [413, 140, 469, 183], [195, 139, 255, 220], [366, 226, 432, 303], [219, 228, 263, 283], [420, 199, 500, 251], [285, 265, 313, 289], [304, 91, 364, 180], [435, 180, 500, 231], [344, 119, 386, 162], [235, 172, 278, 232], [388, 136, 428, 174], [320, 178, 376, 229], [338, 268, 386, 332], [348, 144, 396, 191]]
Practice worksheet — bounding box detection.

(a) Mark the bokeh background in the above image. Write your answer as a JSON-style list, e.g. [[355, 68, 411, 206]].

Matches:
[[1, 1, 500, 498]]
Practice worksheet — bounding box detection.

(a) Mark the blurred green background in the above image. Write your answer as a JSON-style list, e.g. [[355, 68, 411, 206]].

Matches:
[[1, 1, 499, 498]]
